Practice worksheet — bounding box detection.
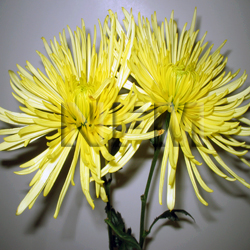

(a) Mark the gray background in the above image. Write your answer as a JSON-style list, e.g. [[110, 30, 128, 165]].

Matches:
[[1, 0, 250, 249]]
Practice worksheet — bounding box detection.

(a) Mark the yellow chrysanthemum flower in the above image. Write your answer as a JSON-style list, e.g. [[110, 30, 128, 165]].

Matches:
[[124, 8, 250, 210], [0, 14, 161, 218]]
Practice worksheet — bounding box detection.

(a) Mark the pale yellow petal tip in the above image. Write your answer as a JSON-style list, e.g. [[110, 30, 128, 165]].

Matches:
[[102, 197, 108, 203], [200, 199, 209, 206], [41, 37, 47, 42], [53, 208, 60, 219], [196, 161, 202, 166], [167, 201, 175, 211], [43, 191, 49, 197], [16, 207, 22, 216], [168, 206, 174, 212], [108, 9, 114, 15]]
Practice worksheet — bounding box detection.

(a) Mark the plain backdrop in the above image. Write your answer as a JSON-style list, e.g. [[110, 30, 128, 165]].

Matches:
[[1, 0, 250, 249]]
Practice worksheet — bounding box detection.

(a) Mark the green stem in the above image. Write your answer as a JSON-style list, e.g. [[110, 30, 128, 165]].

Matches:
[[139, 144, 162, 248], [104, 175, 114, 250], [139, 112, 170, 249]]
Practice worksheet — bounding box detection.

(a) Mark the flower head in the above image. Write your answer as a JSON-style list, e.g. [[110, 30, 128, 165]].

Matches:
[[127, 8, 250, 210], [0, 13, 157, 218]]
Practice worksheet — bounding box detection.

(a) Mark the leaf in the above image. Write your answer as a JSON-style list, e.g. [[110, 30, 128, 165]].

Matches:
[[172, 209, 195, 222], [145, 209, 195, 237], [105, 207, 141, 250]]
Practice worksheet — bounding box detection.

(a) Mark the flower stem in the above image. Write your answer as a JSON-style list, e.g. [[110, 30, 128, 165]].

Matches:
[[104, 175, 114, 250], [139, 142, 162, 248], [139, 112, 169, 249]]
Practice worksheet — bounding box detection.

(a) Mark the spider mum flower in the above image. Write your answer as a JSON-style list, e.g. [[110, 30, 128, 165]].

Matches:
[[127, 8, 250, 210], [0, 14, 160, 218]]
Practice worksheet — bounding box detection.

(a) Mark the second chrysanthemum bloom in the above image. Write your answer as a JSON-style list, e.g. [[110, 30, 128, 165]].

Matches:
[[125, 8, 250, 210]]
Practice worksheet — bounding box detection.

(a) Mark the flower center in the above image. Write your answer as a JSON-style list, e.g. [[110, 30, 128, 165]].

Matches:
[[74, 81, 95, 125], [62, 74, 96, 128], [174, 64, 197, 93], [164, 63, 199, 113]]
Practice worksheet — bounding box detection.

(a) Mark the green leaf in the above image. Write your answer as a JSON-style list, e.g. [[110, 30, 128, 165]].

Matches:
[[145, 209, 195, 237], [172, 209, 195, 222], [104, 208, 141, 250]]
